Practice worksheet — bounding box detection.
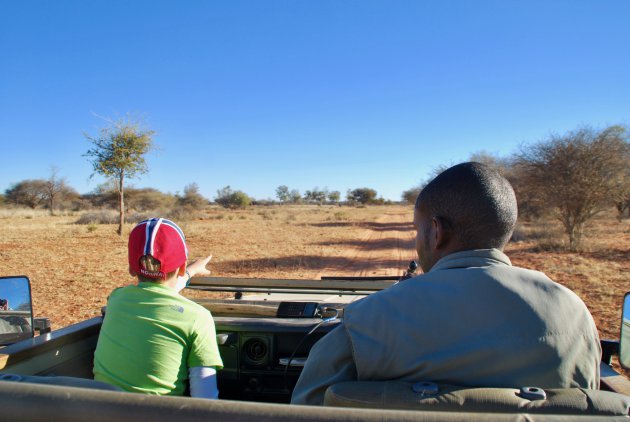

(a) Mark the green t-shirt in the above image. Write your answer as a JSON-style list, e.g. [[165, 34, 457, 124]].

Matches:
[[93, 282, 223, 395]]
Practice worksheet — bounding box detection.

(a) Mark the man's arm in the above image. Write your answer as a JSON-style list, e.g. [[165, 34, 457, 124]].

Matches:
[[291, 325, 357, 405]]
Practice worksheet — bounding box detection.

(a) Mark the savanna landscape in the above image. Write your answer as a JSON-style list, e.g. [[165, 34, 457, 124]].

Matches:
[[2, 204, 628, 374]]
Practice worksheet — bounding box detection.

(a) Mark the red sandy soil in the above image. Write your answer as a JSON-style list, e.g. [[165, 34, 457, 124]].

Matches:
[[2, 205, 628, 375]]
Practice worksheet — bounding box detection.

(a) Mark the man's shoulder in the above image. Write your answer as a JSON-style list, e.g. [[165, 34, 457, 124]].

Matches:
[[500, 264, 578, 294], [343, 262, 570, 318], [344, 277, 419, 317]]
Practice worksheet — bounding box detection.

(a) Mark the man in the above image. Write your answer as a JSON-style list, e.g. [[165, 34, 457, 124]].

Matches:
[[93, 218, 223, 398], [291, 162, 601, 405]]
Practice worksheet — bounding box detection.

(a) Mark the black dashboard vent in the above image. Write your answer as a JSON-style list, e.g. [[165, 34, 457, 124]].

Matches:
[[243, 337, 269, 366]]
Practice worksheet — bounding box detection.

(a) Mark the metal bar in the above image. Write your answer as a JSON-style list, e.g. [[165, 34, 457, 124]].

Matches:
[[320, 276, 400, 281], [189, 276, 394, 291], [186, 286, 371, 296], [0, 311, 31, 317]]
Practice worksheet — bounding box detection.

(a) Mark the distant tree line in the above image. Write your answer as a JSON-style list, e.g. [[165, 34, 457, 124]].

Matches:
[[3, 114, 391, 221], [274, 185, 390, 205], [3, 179, 392, 212], [1, 113, 394, 236], [402, 124, 630, 251], [8, 112, 627, 249]]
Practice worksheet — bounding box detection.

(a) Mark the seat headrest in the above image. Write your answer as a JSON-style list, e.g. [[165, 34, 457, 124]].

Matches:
[[323, 381, 630, 416]]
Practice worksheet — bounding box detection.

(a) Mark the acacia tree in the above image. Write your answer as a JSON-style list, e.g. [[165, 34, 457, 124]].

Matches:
[[614, 165, 630, 220], [304, 187, 326, 204], [276, 185, 290, 203], [327, 190, 341, 204], [44, 167, 68, 215], [178, 183, 208, 209], [84, 117, 155, 235], [347, 187, 377, 205], [289, 189, 302, 203], [215, 185, 251, 209], [5, 179, 47, 208], [401, 186, 421, 205], [515, 125, 630, 250]]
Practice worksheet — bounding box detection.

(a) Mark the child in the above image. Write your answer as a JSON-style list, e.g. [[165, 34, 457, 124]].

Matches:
[[93, 218, 223, 398]]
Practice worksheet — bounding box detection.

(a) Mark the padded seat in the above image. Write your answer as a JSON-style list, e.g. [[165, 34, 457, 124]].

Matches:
[[324, 381, 630, 417]]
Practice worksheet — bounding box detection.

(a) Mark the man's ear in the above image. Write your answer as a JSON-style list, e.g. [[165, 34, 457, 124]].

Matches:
[[129, 266, 137, 277], [432, 216, 450, 249], [177, 265, 186, 277]]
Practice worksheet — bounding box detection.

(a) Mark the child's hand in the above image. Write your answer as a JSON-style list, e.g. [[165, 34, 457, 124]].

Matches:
[[187, 255, 213, 277]]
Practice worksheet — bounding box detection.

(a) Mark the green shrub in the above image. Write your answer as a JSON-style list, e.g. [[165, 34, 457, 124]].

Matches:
[[215, 186, 251, 209]]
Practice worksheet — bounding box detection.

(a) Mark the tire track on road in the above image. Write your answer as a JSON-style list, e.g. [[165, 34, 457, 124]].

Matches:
[[315, 209, 417, 279]]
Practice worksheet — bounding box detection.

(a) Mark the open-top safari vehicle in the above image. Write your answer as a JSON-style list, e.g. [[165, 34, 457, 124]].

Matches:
[[1, 271, 629, 421]]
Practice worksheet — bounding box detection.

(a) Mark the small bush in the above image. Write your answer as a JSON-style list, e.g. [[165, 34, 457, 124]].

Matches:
[[333, 211, 349, 221], [87, 224, 98, 233], [258, 211, 273, 220], [126, 212, 154, 224], [177, 183, 208, 210], [166, 206, 205, 222], [215, 186, 251, 209], [532, 239, 567, 252], [75, 211, 118, 225]]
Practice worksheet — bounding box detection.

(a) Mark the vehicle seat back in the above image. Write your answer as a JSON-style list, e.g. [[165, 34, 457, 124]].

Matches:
[[323, 381, 630, 416]]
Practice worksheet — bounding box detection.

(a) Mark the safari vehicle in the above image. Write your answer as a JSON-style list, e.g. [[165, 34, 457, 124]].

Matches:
[[1, 272, 629, 421]]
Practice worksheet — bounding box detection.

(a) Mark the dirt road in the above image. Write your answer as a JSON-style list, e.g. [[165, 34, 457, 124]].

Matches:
[[313, 208, 418, 279]]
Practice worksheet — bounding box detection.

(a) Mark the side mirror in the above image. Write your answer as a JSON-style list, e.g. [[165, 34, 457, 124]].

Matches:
[[620, 292, 630, 370], [0, 276, 34, 346]]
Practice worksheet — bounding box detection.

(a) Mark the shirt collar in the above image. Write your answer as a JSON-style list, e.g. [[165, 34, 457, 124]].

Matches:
[[430, 248, 512, 272]]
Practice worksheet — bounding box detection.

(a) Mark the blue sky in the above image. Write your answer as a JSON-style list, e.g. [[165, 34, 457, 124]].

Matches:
[[1, 1, 629, 201]]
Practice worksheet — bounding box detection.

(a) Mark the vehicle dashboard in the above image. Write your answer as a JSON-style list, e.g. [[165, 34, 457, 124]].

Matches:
[[215, 316, 341, 402]]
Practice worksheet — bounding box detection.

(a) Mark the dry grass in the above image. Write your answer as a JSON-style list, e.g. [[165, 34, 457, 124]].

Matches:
[[506, 210, 630, 340], [1, 205, 628, 375], [0, 208, 52, 219], [1, 205, 415, 326]]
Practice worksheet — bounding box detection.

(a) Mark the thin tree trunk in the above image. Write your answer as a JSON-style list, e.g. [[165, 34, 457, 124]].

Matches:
[[118, 173, 125, 236]]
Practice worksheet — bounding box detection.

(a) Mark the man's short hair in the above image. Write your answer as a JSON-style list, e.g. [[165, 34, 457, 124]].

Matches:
[[415, 162, 517, 249]]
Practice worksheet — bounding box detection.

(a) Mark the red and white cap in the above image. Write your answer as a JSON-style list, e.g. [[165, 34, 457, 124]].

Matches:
[[128, 218, 188, 280]]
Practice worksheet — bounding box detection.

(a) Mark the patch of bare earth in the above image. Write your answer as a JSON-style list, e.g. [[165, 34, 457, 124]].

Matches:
[[1, 205, 628, 376]]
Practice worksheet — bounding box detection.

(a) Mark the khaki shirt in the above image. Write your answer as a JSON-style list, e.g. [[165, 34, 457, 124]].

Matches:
[[291, 249, 601, 405]]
